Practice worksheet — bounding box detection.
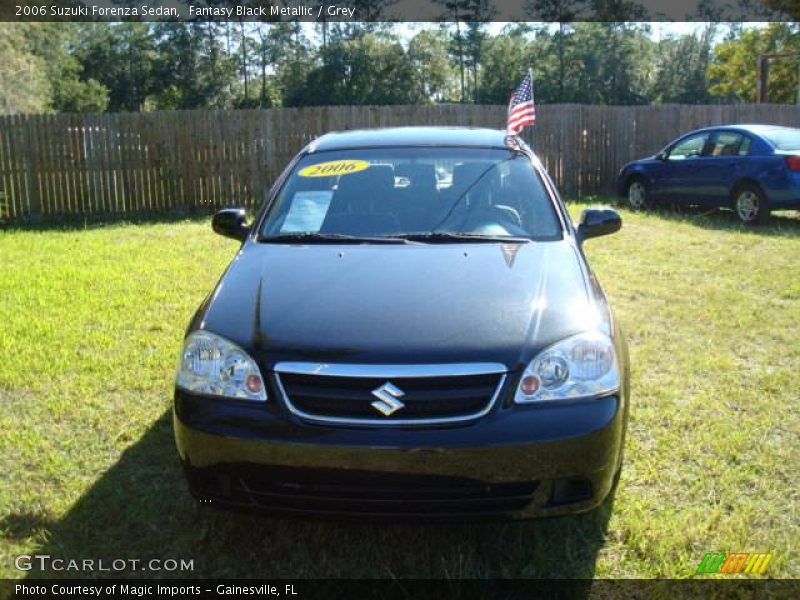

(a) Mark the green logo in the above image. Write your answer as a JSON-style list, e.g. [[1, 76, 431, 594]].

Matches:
[[696, 552, 772, 574]]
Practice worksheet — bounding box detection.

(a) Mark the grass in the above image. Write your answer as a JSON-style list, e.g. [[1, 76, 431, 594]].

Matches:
[[0, 203, 798, 580]]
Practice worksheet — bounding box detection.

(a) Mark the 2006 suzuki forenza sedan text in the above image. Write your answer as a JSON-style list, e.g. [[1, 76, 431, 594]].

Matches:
[[173, 127, 630, 519]]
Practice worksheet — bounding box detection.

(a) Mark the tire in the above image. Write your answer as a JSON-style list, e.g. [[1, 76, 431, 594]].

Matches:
[[733, 184, 770, 225], [626, 177, 649, 211]]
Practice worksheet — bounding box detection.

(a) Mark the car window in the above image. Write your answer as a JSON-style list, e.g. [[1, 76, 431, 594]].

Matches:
[[260, 147, 562, 241], [738, 136, 752, 156], [666, 133, 709, 160], [760, 128, 800, 151], [708, 132, 750, 157]]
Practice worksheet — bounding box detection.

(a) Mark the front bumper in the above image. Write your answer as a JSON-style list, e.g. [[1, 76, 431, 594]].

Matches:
[[173, 381, 626, 520]]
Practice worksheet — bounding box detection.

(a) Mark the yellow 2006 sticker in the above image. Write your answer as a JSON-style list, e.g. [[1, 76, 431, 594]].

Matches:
[[298, 159, 370, 178]]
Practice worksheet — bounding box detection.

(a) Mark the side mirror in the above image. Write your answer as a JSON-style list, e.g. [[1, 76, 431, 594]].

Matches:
[[577, 207, 622, 242], [658, 151, 669, 161], [212, 208, 250, 241]]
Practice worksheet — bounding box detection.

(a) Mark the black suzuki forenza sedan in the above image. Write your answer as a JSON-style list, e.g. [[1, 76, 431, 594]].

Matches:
[[174, 127, 630, 519]]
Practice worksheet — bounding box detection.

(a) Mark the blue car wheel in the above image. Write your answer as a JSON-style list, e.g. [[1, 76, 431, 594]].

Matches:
[[733, 184, 770, 226], [627, 178, 649, 211]]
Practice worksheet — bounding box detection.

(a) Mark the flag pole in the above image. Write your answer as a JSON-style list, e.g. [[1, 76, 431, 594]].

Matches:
[[528, 67, 535, 153]]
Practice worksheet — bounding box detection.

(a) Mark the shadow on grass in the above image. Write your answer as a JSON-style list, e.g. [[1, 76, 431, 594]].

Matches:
[[21, 412, 613, 582], [0, 209, 236, 233], [588, 196, 800, 237], [654, 205, 800, 237], [0, 512, 56, 541]]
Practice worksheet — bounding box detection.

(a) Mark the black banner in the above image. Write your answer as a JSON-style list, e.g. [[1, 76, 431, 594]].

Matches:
[[2, 579, 799, 600], [1, 0, 797, 22]]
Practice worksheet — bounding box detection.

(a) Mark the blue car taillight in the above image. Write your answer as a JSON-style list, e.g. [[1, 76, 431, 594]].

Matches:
[[784, 155, 800, 171]]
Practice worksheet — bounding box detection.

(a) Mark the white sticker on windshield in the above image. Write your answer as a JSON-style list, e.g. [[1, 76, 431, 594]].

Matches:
[[280, 191, 333, 233]]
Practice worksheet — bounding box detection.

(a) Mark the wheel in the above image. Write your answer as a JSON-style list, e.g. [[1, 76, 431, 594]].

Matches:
[[626, 178, 649, 211], [733, 184, 770, 225]]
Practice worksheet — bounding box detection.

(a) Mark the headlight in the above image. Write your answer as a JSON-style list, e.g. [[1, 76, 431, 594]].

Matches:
[[176, 331, 267, 401], [515, 331, 619, 403]]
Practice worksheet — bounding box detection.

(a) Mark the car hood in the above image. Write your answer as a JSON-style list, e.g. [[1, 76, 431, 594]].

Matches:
[[625, 155, 658, 168], [197, 240, 600, 370]]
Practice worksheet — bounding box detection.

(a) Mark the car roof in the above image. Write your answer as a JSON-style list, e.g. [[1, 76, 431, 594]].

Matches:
[[309, 127, 512, 152], [690, 123, 799, 137]]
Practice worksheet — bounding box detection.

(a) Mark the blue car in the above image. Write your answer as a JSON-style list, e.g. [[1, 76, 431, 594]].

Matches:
[[617, 124, 800, 224]]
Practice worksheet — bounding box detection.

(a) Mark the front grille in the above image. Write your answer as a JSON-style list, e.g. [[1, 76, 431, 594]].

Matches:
[[189, 466, 538, 517], [274, 364, 506, 426]]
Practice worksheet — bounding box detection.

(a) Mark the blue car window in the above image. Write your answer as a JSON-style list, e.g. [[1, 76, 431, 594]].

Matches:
[[667, 133, 709, 160], [738, 136, 752, 156], [708, 132, 747, 157]]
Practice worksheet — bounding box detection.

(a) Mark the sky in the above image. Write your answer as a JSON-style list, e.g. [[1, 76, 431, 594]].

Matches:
[[300, 21, 768, 46], [396, 21, 766, 40]]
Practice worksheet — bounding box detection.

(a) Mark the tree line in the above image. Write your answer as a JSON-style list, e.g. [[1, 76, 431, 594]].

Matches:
[[1, 21, 798, 116]]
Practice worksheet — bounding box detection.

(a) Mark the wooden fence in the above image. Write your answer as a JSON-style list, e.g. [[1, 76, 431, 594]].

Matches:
[[2, 103, 800, 221]]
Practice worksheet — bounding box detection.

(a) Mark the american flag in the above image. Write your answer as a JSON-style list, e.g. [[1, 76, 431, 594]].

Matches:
[[506, 71, 536, 136]]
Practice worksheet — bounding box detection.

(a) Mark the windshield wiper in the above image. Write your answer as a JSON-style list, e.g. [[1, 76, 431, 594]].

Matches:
[[395, 232, 530, 243], [429, 157, 516, 231], [258, 232, 408, 244]]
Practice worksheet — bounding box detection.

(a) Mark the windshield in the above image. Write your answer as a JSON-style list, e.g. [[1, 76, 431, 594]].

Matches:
[[259, 147, 562, 241], [762, 128, 800, 151]]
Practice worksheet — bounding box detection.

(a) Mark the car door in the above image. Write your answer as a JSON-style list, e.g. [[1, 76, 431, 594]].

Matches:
[[691, 131, 752, 207], [657, 132, 712, 205]]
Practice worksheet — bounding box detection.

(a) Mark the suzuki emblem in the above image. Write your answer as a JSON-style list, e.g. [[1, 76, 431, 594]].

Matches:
[[370, 382, 406, 416]]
